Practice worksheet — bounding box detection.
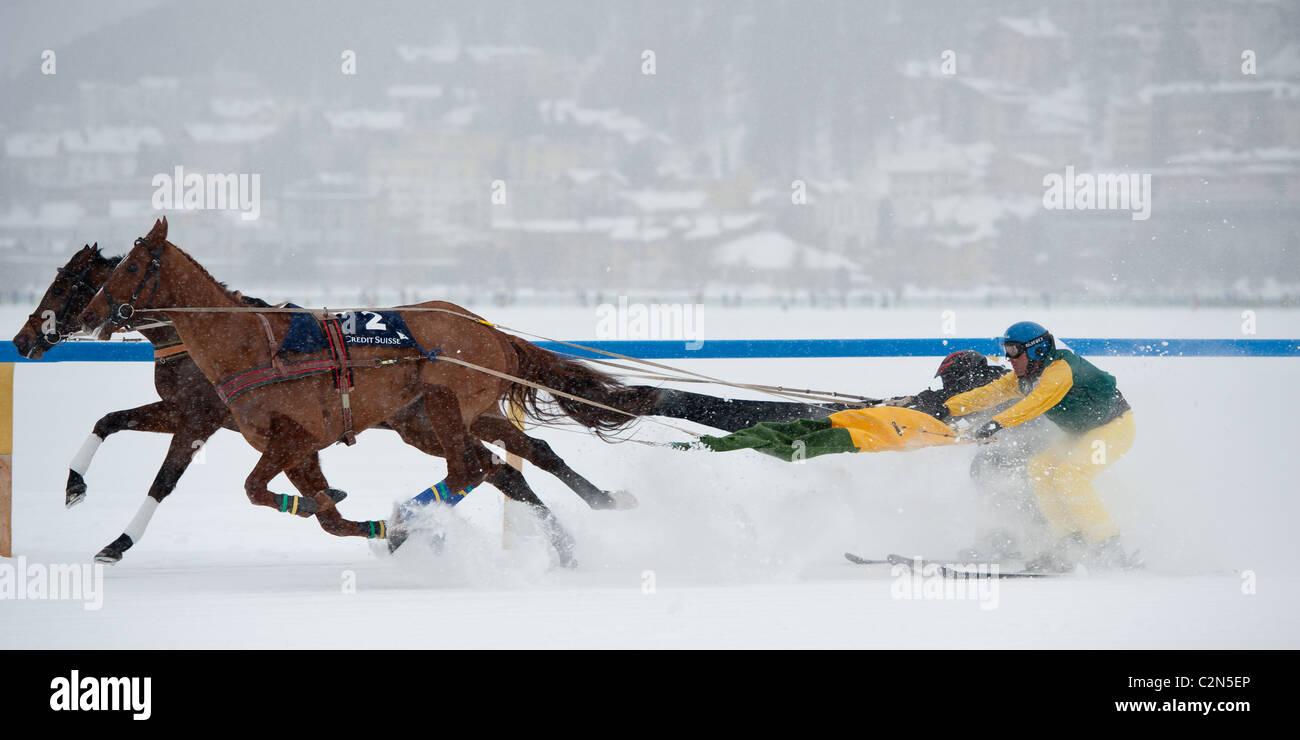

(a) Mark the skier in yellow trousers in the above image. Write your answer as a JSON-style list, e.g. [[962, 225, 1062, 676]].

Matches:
[[944, 321, 1139, 572]]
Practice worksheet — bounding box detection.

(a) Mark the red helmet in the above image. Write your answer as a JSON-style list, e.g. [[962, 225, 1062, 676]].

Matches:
[[934, 350, 988, 379]]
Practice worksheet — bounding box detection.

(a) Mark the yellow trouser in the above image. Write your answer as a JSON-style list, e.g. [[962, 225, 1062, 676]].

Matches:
[[1026, 411, 1135, 543]]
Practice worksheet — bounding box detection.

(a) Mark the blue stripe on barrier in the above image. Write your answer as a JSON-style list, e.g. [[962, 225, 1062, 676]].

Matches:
[[2, 338, 1298, 363], [534, 338, 1300, 359], [0, 341, 155, 363]]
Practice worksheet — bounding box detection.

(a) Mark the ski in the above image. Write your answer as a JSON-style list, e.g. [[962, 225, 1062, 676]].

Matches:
[[845, 553, 978, 568], [939, 565, 1059, 579], [846, 552, 1058, 578]]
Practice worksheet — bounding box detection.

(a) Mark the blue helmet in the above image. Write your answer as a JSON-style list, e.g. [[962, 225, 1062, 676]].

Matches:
[[1002, 321, 1054, 363]]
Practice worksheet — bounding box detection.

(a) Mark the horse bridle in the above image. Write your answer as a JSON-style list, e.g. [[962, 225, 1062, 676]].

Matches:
[[102, 238, 164, 330], [27, 254, 105, 347]]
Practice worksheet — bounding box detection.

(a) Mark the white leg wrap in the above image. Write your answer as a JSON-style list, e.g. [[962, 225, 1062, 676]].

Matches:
[[124, 497, 159, 544], [70, 434, 104, 476]]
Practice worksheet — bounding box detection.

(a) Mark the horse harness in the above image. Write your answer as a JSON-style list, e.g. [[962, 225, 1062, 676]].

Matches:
[[103, 239, 441, 446], [216, 311, 439, 446], [30, 253, 112, 348]]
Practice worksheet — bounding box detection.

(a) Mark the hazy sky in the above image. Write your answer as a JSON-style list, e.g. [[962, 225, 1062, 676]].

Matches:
[[1, 0, 168, 76]]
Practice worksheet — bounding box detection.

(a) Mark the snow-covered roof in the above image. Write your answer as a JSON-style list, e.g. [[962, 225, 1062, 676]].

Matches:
[[465, 45, 543, 64], [621, 189, 708, 213], [185, 122, 278, 143], [1026, 84, 1089, 133], [563, 168, 628, 186], [712, 231, 858, 271], [1137, 80, 1300, 103], [210, 98, 275, 119], [807, 178, 857, 196], [542, 100, 673, 145], [1158, 148, 1300, 176], [683, 213, 762, 240], [924, 195, 1040, 247], [62, 126, 163, 154], [387, 85, 444, 100], [957, 77, 1033, 103], [7, 127, 164, 157], [323, 110, 405, 132], [882, 141, 993, 174], [440, 106, 479, 128], [284, 173, 374, 199], [899, 59, 945, 79], [997, 17, 1064, 39], [396, 44, 459, 64]]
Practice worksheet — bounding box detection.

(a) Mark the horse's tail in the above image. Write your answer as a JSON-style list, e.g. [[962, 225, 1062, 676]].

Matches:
[[505, 335, 659, 437]]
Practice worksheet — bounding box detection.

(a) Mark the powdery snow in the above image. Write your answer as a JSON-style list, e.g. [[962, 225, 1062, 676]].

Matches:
[[1, 306, 1296, 648]]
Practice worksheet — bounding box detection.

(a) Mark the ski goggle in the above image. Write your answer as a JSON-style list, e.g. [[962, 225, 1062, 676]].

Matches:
[[1003, 342, 1025, 359]]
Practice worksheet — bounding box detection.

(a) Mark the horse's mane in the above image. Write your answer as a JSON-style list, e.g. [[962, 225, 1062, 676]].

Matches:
[[162, 240, 246, 305], [96, 252, 122, 269], [80, 244, 120, 270]]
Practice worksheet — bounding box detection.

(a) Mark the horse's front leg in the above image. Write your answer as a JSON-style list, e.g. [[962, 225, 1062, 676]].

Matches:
[[93, 420, 222, 564], [67, 400, 180, 507], [242, 417, 326, 519], [283, 456, 383, 540]]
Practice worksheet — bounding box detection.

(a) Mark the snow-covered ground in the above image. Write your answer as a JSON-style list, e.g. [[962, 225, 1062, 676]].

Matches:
[[2, 305, 1298, 648]]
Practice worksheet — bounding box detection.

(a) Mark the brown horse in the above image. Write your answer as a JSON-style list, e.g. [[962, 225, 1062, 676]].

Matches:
[[16, 244, 642, 565], [78, 219, 654, 560]]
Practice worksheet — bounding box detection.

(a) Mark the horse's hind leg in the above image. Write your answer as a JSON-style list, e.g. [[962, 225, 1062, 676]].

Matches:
[[471, 416, 626, 510], [94, 418, 223, 564], [388, 396, 569, 560], [68, 400, 179, 507], [491, 464, 577, 568], [420, 384, 494, 494], [284, 455, 386, 540]]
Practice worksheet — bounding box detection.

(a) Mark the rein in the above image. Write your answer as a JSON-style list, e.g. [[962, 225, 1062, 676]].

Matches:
[[133, 303, 876, 414]]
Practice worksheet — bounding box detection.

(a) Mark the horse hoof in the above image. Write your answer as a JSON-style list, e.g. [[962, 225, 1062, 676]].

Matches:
[[94, 533, 133, 564], [66, 471, 88, 508], [386, 529, 409, 554], [324, 488, 348, 504], [606, 490, 638, 510]]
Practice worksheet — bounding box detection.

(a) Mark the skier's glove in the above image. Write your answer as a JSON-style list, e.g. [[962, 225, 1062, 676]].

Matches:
[[974, 420, 1002, 440]]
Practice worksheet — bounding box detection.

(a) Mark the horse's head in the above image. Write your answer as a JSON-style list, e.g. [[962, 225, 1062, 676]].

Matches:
[[11, 243, 120, 359], [81, 217, 170, 338]]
